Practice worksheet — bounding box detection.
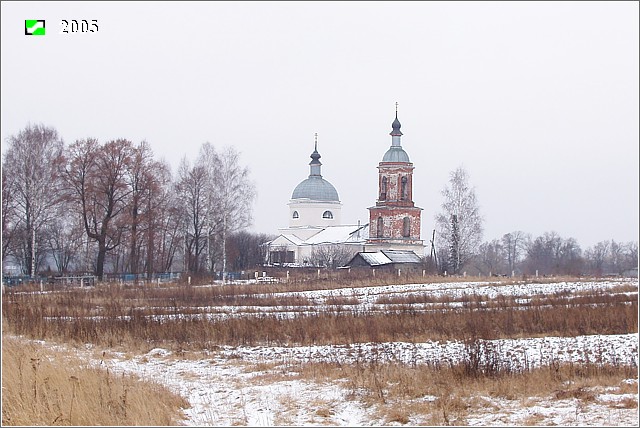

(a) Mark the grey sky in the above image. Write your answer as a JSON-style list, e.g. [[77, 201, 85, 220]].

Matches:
[[2, 1, 638, 249]]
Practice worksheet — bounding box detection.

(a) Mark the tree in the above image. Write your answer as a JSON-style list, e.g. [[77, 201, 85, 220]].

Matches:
[[2, 167, 18, 264], [435, 166, 484, 274], [501, 231, 529, 275], [310, 244, 358, 269], [522, 231, 583, 276], [226, 231, 275, 271], [2, 124, 65, 276], [211, 146, 256, 282], [175, 157, 209, 273], [475, 239, 505, 276], [62, 138, 134, 280], [122, 141, 169, 277], [43, 204, 85, 273]]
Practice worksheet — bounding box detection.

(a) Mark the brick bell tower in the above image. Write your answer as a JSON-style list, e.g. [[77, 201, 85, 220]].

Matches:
[[367, 105, 424, 255]]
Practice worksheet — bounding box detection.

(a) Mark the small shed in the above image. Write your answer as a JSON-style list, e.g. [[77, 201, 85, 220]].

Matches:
[[343, 249, 423, 273]]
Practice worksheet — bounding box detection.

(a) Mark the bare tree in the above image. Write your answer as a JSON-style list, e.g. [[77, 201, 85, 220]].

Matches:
[[2, 167, 18, 264], [121, 141, 169, 277], [310, 244, 358, 269], [226, 231, 275, 271], [212, 146, 256, 282], [62, 138, 134, 279], [522, 231, 583, 276], [175, 157, 209, 273], [43, 212, 85, 273], [153, 185, 183, 273], [435, 166, 484, 274], [502, 231, 529, 275], [2, 124, 65, 276], [196, 142, 220, 273], [475, 239, 505, 276]]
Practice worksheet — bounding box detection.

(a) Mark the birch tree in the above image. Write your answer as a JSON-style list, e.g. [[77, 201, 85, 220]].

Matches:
[[213, 146, 256, 282], [2, 124, 65, 276], [435, 166, 483, 274]]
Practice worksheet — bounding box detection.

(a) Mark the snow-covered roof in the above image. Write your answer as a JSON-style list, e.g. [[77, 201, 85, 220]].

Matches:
[[304, 224, 368, 245], [348, 249, 422, 267], [267, 234, 305, 247], [359, 252, 392, 266], [381, 249, 422, 263]]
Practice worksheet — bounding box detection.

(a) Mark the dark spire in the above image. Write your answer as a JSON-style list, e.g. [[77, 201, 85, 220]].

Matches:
[[390, 102, 403, 136], [310, 132, 321, 165], [309, 133, 322, 177]]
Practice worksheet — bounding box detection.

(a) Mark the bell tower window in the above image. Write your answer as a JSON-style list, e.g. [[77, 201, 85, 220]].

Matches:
[[402, 216, 411, 237], [380, 176, 387, 201], [292, 211, 299, 219], [322, 210, 333, 219], [401, 176, 408, 200], [377, 216, 384, 238]]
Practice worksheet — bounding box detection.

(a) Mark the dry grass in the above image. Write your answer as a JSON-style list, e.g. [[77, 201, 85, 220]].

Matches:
[[2, 275, 636, 426], [2, 277, 636, 351], [1, 335, 188, 426], [289, 357, 637, 425]]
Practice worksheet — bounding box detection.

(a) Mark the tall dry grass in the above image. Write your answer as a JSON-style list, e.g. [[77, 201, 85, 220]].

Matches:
[[2, 278, 636, 351], [267, 341, 638, 425], [1, 335, 188, 426]]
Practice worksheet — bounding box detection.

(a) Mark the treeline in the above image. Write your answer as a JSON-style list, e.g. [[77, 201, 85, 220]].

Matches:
[[2, 123, 272, 279], [437, 230, 638, 277], [3, 124, 637, 281], [432, 166, 637, 278]]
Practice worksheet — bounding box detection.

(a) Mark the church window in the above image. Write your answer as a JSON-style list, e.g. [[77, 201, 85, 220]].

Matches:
[[402, 217, 411, 237], [401, 176, 408, 200], [380, 177, 387, 200], [292, 211, 299, 219], [377, 216, 384, 238], [323, 210, 333, 219]]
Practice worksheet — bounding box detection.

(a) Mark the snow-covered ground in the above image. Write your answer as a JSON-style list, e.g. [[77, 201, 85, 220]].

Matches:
[[42, 332, 636, 426], [14, 278, 640, 426]]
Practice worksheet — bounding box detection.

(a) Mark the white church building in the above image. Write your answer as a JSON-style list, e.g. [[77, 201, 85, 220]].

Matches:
[[264, 108, 426, 268], [264, 135, 369, 267]]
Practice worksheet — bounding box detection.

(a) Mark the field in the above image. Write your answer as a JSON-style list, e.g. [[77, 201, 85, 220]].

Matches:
[[2, 275, 638, 426]]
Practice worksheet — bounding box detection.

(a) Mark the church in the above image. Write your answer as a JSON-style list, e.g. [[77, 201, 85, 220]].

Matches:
[[264, 107, 425, 268]]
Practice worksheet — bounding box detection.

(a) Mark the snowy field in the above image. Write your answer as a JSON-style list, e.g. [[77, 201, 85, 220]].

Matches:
[[13, 278, 640, 426]]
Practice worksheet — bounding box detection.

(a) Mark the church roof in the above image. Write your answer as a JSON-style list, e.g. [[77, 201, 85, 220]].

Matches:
[[382, 108, 410, 162], [292, 137, 340, 201], [292, 176, 340, 201], [304, 224, 369, 245], [382, 146, 411, 162]]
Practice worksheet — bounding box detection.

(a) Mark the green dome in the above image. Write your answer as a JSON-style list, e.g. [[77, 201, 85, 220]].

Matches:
[[292, 176, 339, 201], [382, 146, 410, 162]]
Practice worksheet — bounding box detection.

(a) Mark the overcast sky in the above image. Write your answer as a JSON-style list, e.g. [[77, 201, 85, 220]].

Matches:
[[2, 1, 638, 249]]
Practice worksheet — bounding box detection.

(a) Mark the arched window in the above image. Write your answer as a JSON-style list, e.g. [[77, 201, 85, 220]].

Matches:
[[377, 216, 384, 238], [292, 211, 299, 219], [380, 177, 387, 200], [401, 176, 408, 200], [402, 217, 411, 237], [322, 210, 333, 219]]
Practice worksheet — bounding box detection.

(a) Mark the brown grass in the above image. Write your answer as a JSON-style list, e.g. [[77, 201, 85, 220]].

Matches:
[[2, 276, 636, 425], [2, 277, 636, 352], [290, 357, 637, 425], [1, 335, 188, 426]]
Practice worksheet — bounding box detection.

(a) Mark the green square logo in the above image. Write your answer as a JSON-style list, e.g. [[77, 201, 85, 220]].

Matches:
[[25, 20, 46, 36]]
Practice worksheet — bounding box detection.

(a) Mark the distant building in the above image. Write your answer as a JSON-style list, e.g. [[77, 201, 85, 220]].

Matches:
[[343, 249, 423, 274], [263, 107, 427, 268], [365, 108, 425, 256], [263, 135, 368, 267]]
